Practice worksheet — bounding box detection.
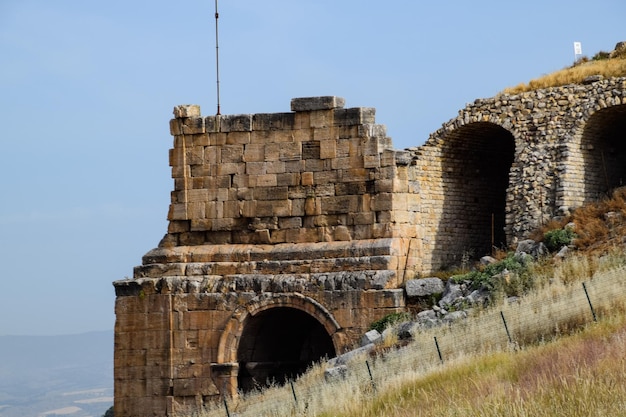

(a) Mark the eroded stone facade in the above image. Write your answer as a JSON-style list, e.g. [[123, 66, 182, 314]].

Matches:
[[114, 78, 626, 416]]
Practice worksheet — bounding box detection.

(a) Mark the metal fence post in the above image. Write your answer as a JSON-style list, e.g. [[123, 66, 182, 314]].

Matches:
[[582, 282, 598, 322]]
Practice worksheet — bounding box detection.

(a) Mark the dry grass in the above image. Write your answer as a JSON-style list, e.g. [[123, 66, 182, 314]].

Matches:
[[503, 56, 626, 94], [195, 193, 626, 417], [532, 187, 626, 255], [330, 317, 626, 417], [199, 259, 626, 417]]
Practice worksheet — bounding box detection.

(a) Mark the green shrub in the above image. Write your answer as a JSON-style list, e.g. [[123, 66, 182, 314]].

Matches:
[[592, 51, 611, 61], [544, 228, 577, 252], [369, 312, 411, 333]]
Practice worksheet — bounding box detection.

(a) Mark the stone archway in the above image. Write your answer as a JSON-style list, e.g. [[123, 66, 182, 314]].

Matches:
[[215, 293, 341, 395], [580, 104, 626, 203], [236, 307, 335, 391], [434, 122, 516, 266]]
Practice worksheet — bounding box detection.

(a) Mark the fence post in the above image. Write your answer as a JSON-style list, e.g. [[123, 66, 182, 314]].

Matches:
[[500, 311, 513, 344], [582, 282, 598, 322], [290, 380, 298, 406], [434, 336, 443, 364], [365, 360, 377, 391], [223, 397, 231, 417]]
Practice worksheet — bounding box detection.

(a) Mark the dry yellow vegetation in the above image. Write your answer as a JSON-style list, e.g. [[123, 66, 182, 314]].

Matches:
[[504, 45, 626, 94]]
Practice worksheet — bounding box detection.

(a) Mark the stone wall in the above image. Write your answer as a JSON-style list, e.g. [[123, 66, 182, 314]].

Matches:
[[415, 77, 626, 271], [114, 77, 626, 416]]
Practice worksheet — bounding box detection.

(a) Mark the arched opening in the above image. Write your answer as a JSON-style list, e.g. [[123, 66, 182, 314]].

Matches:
[[581, 105, 626, 203], [435, 122, 515, 267], [236, 307, 336, 392]]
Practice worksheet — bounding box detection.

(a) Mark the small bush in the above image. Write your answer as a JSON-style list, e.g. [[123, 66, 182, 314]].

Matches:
[[544, 228, 577, 252], [592, 51, 611, 61], [369, 312, 411, 333]]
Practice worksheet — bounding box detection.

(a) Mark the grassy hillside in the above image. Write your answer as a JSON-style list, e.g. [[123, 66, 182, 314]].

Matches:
[[504, 44, 626, 94], [319, 315, 626, 417], [199, 189, 626, 417]]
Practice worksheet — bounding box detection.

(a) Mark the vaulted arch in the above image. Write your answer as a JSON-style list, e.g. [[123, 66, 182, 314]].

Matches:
[[216, 293, 340, 393], [579, 104, 626, 203], [433, 122, 516, 266]]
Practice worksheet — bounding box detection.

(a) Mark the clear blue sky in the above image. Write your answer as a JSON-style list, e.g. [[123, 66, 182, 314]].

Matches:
[[1, 0, 624, 335]]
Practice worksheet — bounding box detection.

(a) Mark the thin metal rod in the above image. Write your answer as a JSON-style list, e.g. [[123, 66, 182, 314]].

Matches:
[[434, 337, 443, 364], [214, 0, 221, 115], [582, 282, 598, 322], [500, 311, 513, 344]]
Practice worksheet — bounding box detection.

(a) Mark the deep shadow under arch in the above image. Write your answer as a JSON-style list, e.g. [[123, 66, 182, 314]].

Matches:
[[236, 307, 336, 392], [434, 122, 515, 268], [580, 104, 626, 203]]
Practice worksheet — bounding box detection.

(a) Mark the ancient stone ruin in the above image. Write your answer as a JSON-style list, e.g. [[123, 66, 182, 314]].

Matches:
[[113, 77, 626, 416]]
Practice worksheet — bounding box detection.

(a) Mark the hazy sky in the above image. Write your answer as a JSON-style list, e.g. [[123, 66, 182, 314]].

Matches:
[[1, 0, 624, 335]]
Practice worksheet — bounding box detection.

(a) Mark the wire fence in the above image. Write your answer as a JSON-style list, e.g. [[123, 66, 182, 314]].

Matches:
[[200, 265, 626, 417]]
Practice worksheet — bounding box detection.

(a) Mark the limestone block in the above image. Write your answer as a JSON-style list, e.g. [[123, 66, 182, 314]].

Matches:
[[278, 142, 302, 162], [243, 143, 265, 162], [342, 168, 368, 182], [181, 117, 205, 135], [310, 110, 333, 128], [245, 162, 266, 175], [252, 112, 296, 130], [220, 145, 244, 163], [276, 172, 299, 187], [285, 159, 305, 173], [266, 161, 286, 174], [168, 203, 188, 220], [361, 329, 382, 346], [205, 115, 219, 132], [264, 143, 281, 161], [321, 195, 359, 214], [320, 139, 337, 159], [364, 155, 380, 168], [314, 170, 338, 184], [254, 186, 288, 200], [405, 277, 444, 298], [169, 119, 182, 135], [226, 131, 250, 145], [279, 217, 302, 229], [291, 198, 305, 216], [252, 174, 278, 187], [173, 104, 201, 119], [333, 107, 376, 126], [219, 114, 252, 132], [290, 96, 345, 112], [209, 132, 227, 146]]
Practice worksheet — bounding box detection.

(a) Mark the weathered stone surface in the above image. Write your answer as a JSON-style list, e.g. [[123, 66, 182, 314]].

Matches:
[[361, 329, 382, 346], [291, 96, 345, 111], [116, 81, 626, 416], [405, 277, 444, 298]]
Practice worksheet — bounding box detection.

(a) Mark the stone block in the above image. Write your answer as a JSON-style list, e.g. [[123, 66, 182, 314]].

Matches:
[[252, 112, 296, 130], [291, 96, 345, 111], [182, 117, 205, 134], [301, 171, 314, 186], [173, 104, 201, 118], [279, 142, 302, 161], [225, 131, 250, 145], [333, 107, 376, 126], [220, 145, 244, 163], [243, 143, 265, 162], [405, 277, 445, 298], [219, 114, 252, 132], [320, 139, 337, 159]]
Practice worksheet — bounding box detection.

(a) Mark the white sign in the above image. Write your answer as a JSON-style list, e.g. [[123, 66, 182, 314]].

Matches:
[[574, 42, 582, 55]]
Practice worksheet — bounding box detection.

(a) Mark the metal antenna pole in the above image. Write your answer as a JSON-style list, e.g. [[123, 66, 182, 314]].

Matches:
[[214, 0, 221, 115]]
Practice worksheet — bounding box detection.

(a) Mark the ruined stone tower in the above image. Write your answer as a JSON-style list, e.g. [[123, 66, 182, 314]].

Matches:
[[114, 79, 626, 416]]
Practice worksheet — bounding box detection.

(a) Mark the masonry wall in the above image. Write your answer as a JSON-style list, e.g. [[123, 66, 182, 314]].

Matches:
[[415, 77, 626, 271], [114, 76, 626, 417]]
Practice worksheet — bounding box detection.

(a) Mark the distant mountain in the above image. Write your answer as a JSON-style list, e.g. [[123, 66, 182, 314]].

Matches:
[[0, 331, 113, 417]]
